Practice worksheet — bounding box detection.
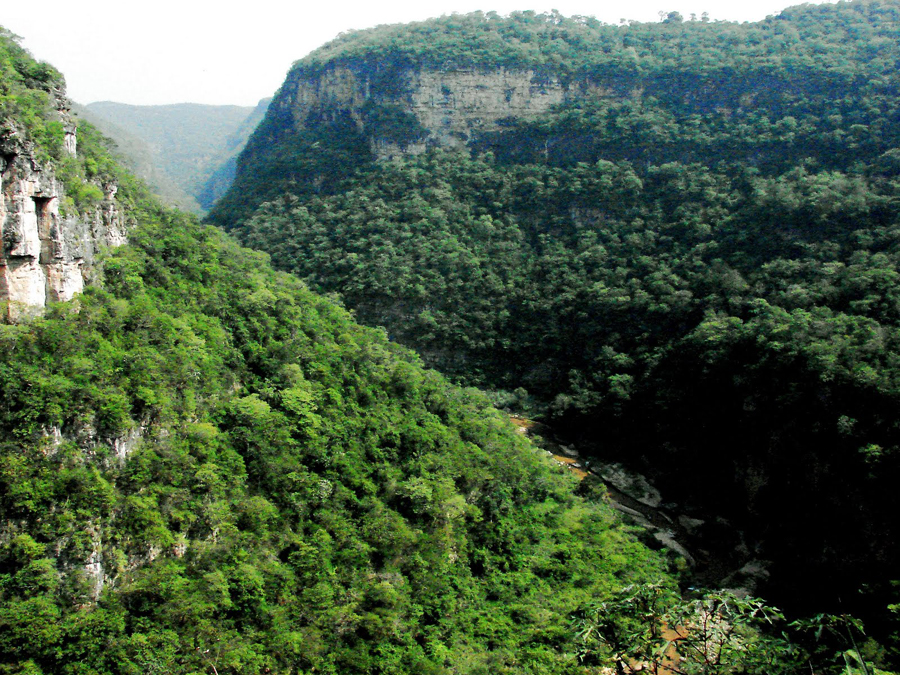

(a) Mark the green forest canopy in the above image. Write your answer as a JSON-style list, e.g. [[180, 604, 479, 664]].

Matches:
[[210, 0, 900, 661], [5, 8, 900, 673], [0, 25, 682, 675]]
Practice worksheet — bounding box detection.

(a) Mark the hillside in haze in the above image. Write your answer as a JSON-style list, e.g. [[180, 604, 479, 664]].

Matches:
[[72, 102, 201, 212], [210, 0, 900, 660], [84, 100, 268, 213]]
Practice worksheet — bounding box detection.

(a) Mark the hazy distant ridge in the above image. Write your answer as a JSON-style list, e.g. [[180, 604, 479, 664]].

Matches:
[[83, 100, 268, 212]]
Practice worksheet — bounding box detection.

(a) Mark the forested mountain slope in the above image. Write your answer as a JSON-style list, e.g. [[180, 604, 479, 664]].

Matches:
[[209, 0, 900, 649], [0, 27, 678, 675], [195, 97, 272, 211]]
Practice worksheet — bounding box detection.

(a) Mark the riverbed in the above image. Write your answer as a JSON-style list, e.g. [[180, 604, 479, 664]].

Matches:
[[511, 415, 771, 595]]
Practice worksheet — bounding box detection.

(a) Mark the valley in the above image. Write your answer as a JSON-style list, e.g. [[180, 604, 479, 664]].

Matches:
[[3, 2, 900, 672], [76, 99, 270, 214], [210, 2, 900, 634]]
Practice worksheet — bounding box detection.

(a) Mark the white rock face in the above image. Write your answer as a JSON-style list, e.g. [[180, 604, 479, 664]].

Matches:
[[112, 425, 144, 462], [2, 259, 47, 318], [4, 177, 45, 258], [45, 261, 84, 302], [281, 64, 578, 158], [64, 130, 77, 157], [83, 526, 105, 602], [0, 126, 127, 320], [409, 68, 566, 147]]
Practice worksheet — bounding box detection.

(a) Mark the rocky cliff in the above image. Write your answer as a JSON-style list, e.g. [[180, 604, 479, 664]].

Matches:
[[275, 62, 581, 158], [0, 110, 127, 321]]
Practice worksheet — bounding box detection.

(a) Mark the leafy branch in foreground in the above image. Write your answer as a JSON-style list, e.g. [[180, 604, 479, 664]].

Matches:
[[575, 586, 803, 675]]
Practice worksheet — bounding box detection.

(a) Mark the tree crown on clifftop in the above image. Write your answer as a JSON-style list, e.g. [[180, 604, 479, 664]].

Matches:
[[291, 2, 900, 77]]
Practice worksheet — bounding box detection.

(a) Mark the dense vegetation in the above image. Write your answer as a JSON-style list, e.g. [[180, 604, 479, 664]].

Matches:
[[209, 0, 900, 231], [1, 206, 678, 674], [210, 0, 900, 661], [0, 26, 68, 162], [6, 8, 900, 673], [292, 2, 899, 80], [0, 28, 153, 218], [0, 27, 688, 675]]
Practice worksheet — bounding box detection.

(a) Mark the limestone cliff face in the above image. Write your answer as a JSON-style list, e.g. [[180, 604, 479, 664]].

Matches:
[[0, 121, 127, 321], [275, 63, 580, 157]]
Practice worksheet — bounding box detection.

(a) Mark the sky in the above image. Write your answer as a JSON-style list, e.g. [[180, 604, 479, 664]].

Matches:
[[2, 0, 838, 108]]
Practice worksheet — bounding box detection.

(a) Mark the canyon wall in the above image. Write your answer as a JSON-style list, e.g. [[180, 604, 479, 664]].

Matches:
[[275, 63, 587, 157], [0, 121, 127, 321]]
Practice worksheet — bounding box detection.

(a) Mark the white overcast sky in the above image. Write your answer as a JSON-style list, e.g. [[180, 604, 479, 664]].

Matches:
[[3, 0, 837, 107]]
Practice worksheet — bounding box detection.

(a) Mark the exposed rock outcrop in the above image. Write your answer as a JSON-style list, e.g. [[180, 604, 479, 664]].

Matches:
[[0, 125, 127, 321], [407, 68, 566, 147], [276, 63, 580, 157]]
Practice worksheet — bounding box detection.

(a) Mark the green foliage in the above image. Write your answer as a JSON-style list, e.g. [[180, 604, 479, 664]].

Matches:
[[207, 112, 374, 229], [0, 27, 65, 165], [293, 2, 900, 84], [0, 28, 162, 220], [576, 587, 805, 675], [0, 27, 674, 670], [360, 101, 427, 145], [215, 0, 900, 664], [11, 3, 900, 672], [0, 192, 673, 673]]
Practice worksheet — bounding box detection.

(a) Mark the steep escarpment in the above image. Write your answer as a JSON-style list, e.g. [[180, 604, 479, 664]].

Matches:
[[219, 1, 900, 396], [274, 63, 569, 155], [213, 1, 900, 657], [211, 3, 900, 229]]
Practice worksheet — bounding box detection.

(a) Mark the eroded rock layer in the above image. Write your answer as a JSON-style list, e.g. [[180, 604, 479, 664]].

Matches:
[[276, 63, 575, 157]]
